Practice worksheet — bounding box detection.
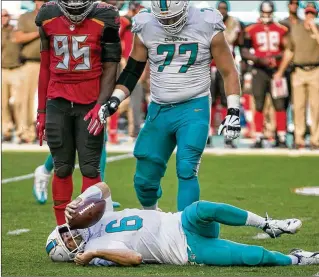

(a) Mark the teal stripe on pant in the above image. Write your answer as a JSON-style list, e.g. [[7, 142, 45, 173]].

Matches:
[[99, 132, 107, 181], [44, 154, 54, 172], [182, 201, 292, 266]]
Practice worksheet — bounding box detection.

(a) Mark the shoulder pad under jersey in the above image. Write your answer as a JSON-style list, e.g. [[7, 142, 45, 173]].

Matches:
[[131, 10, 153, 34], [89, 2, 120, 29], [35, 1, 62, 27], [201, 7, 225, 31]]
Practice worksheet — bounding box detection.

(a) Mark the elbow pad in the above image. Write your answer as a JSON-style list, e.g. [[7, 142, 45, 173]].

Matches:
[[116, 57, 146, 93], [101, 42, 122, 63]]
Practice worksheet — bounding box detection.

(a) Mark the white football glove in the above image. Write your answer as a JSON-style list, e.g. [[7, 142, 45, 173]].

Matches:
[[98, 96, 121, 124], [218, 108, 241, 140]]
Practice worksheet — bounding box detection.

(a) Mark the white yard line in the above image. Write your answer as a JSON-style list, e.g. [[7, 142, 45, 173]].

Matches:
[[1, 153, 133, 185], [7, 229, 30, 235], [3, 143, 319, 156]]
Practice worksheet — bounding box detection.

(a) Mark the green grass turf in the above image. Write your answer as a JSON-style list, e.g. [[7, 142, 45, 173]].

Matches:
[[2, 152, 319, 276]]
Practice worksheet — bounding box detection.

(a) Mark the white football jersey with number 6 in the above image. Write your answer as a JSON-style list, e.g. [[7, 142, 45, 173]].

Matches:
[[79, 209, 188, 266], [132, 6, 225, 104]]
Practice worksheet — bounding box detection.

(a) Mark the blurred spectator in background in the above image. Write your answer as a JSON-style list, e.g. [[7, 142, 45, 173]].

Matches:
[[280, 0, 301, 29], [275, 2, 319, 150], [103, 0, 125, 11], [209, 0, 242, 148], [241, 0, 288, 148], [2, 9, 23, 142], [109, 0, 145, 143], [13, 0, 46, 143]]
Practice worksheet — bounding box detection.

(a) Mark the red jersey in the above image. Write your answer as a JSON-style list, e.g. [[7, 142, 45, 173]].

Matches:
[[119, 16, 133, 60], [245, 21, 288, 66], [36, 2, 120, 104]]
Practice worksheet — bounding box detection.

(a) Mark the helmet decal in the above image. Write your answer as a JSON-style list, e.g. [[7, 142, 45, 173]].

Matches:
[[159, 0, 168, 12]]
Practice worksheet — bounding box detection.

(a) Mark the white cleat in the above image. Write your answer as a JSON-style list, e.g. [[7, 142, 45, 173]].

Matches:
[[290, 249, 319, 265], [33, 165, 51, 204], [263, 215, 302, 238]]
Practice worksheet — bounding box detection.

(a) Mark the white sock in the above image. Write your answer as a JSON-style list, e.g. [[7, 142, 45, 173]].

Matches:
[[255, 133, 263, 142], [143, 203, 158, 210], [245, 211, 266, 228], [288, 255, 299, 265], [278, 131, 286, 143]]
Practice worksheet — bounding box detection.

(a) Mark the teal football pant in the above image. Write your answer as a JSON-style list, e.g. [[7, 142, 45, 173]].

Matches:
[[133, 96, 210, 211], [182, 201, 292, 266]]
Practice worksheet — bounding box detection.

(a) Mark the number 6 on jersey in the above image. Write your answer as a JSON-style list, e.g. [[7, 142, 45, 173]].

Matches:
[[105, 216, 143, 233]]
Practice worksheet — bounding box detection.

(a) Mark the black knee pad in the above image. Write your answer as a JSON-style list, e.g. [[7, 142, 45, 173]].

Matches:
[[80, 164, 99, 178], [55, 164, 74, 178]]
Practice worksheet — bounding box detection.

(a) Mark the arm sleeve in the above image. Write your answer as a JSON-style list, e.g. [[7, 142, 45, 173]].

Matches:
[[243, 30, 253, 49], [101, 26, 121, 62], [37, 27, 50, 112], [98, 9, 122, 63]]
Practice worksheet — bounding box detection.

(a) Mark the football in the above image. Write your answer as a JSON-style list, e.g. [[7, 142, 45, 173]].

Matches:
[[68, 199, 105, 230]]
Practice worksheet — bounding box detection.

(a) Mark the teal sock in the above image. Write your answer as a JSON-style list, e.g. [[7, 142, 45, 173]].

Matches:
[[196, 201, 248, 226], [99, 133, 107, 181], [177, 177, 200, 211], [44, 154, 54, 173]]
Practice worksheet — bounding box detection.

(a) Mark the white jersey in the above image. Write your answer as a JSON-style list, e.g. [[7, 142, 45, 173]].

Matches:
[[79, 209, 188, 266], [132, 7, 225, 104]]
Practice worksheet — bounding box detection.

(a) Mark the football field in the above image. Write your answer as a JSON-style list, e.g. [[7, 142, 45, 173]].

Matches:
[[2, 151, 319, 276]]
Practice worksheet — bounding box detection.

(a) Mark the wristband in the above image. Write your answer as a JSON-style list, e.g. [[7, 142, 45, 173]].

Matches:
[[112, 88, 127, 103], [227, 94, 240, 110], [78, 185, 102, 201]]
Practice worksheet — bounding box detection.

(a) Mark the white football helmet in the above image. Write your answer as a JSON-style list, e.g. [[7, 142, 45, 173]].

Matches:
[[46, 224, 85, 262], [151, 0, 190, 35]]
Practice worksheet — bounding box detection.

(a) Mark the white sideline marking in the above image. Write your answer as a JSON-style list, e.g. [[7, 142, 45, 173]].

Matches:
[[7, 229, 30, 235], [1, 153, 133, 185], [3, 142, 319, 156]]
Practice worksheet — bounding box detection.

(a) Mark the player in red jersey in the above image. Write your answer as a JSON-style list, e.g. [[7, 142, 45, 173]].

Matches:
[[241, 1, 288, 148], [35, 0, 121, 225]]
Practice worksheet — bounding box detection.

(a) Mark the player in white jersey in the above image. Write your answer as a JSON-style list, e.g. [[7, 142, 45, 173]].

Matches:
[[46, 182, 319, 267], [86, 1, 242, 212]]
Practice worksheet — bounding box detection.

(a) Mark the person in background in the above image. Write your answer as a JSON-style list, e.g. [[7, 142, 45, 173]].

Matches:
[[279, 0, 301, 147], [13, 0, 47, 143], [241, 0, 288, 149], [1, 9, 23, 142], [108, 0, 145, 143], [274, 2, 319, 150], [210, 0, 241, 149], [280, 0, 301, 29]]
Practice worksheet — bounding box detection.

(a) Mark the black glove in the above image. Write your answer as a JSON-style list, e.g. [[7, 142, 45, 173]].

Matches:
[[98, 96, 121, 124]]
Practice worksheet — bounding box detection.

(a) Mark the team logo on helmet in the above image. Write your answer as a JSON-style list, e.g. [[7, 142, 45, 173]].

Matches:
[[151, 0, 190, 35]]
